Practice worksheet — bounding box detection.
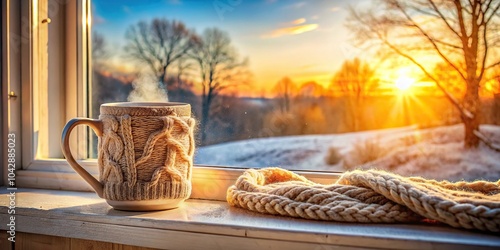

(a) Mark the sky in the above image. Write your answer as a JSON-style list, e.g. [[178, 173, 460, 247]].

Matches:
[[91, 0, 384, 96]]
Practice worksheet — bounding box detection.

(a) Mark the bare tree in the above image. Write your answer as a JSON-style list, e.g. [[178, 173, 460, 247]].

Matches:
[[124, 18, 199, 90], [349, 0, 500, 148], [330, 58, 379, 131], [273, 77, 298, 113], [299, 81, 326, 98], [190, 28, 251, 144], [175, 56, 194, 89]]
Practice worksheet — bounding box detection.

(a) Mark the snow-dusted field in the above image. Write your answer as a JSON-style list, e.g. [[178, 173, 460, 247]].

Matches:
[[195, 124, 500, 181]]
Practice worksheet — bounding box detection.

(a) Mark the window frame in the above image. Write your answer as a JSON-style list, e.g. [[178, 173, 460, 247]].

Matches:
[[2, 0, 343, 201], [20, 0, 90, 164], [2, 0, 23, 186]]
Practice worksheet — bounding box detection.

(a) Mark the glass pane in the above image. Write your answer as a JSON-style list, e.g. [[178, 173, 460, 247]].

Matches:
[[90, 0, 500, 181]]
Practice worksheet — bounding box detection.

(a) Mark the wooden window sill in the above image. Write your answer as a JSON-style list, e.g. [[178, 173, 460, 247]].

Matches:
[[0, 187, 499, 250]]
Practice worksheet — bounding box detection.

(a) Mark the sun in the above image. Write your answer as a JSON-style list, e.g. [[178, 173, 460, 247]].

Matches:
[[395, 76, 414, 92]]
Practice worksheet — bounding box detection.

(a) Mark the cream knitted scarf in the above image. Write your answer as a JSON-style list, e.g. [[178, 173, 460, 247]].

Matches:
[[227, 168, 500, 232]]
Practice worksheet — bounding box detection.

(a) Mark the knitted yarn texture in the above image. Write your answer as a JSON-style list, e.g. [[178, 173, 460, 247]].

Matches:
[[227, 168, 500, 232], [98, 107, 195, 201]]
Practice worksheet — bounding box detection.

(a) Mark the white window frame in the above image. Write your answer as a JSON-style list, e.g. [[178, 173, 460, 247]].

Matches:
[[2, 0, 342, 201]]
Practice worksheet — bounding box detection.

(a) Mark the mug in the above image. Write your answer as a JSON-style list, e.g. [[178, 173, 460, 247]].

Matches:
[[61, 102, 195, 211]]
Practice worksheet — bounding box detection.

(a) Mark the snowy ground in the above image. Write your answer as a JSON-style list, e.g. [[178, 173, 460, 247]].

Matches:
[[195, 124, 500, 181]]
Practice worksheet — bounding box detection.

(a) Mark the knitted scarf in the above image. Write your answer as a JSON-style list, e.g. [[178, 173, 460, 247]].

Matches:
[[227, 168, 500, 232]]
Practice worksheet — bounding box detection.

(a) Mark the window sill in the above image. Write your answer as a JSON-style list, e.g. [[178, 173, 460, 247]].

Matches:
[[0, 188, 499, 250]]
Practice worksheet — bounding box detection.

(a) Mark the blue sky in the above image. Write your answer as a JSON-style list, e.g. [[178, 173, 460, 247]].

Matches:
[[92, 0, 370, 95]]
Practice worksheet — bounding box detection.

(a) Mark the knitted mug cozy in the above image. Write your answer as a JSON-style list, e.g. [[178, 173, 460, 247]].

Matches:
[[98, 104, 195, 201], [227, 167, 500, 232]]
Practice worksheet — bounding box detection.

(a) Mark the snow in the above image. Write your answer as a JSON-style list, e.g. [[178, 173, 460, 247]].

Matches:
[[365, 124, 500, 181], [195, 124, 500, 182]]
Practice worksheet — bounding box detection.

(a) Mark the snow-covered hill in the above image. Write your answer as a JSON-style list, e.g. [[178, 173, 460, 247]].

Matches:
[[195, 124, 500, 181]]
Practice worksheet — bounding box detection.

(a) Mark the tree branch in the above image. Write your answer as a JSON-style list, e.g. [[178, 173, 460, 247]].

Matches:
[[427, 0, 462, 39], [474, 130, 500, 152], [388, 39, 469, 118], [478, 12, 489, 81], [454, 1, 469, 41], [485, 60, 500, 69], [432, 38, 463, 50], [485, 1, 500, 24], [350, 9, 470, 119], [394, 1, 467, 81]]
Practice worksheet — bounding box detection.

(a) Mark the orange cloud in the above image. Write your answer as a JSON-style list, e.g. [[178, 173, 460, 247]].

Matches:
[[291, 18, 306, 25], [262, 24, 319, 38]]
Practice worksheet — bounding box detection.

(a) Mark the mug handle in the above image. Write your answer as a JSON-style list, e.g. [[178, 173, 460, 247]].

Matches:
[[61, 118, 104, 198]]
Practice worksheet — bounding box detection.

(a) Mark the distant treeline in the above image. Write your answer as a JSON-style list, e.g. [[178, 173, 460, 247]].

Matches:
[[91, 70, 500, 147]]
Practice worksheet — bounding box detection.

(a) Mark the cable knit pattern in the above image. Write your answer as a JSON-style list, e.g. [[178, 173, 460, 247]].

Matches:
[[98, 106, 195, 201], [227, 168, 500, 232]]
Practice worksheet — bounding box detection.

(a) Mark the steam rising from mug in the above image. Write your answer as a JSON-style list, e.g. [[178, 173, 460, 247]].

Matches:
[[128, 75, 169, 102]]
